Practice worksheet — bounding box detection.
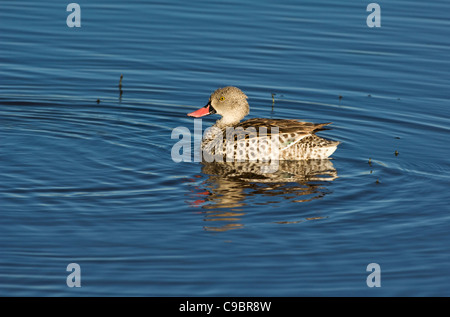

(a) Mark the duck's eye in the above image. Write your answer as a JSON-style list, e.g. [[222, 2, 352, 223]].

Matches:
[[219, 96, 225, 101]]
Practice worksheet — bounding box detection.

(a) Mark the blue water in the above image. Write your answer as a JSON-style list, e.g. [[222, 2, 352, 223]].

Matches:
[[1, 0, 449, 296]]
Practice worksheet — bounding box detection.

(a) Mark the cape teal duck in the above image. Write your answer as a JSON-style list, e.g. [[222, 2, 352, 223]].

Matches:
[[187, 86, 339, 161]]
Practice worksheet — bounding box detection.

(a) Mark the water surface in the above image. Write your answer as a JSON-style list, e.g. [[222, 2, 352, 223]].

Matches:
[[1, 0, 449, 296]]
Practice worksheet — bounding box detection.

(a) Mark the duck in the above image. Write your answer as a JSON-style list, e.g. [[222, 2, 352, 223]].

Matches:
[[187, 86, 339, 161]]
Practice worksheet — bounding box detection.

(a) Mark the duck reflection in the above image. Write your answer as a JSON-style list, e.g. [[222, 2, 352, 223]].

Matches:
[[187, 159, 338, 232]]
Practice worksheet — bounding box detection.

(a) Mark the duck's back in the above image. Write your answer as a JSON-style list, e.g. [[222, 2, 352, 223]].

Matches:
[[238, 118, 339, 160]]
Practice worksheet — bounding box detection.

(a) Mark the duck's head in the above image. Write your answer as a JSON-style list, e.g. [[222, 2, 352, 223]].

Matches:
[[188, 86, 249, 127]]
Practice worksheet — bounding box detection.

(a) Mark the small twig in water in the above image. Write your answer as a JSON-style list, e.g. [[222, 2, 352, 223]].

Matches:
[[271, 93, 276, 111], [119, 74, 123, 99]]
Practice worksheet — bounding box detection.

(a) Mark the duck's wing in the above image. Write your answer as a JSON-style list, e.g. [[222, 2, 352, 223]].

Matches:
[[238, 119, 332, 150]]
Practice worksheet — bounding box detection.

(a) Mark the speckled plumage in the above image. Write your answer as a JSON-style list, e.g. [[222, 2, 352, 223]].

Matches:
[[190, 86, 340, 161]]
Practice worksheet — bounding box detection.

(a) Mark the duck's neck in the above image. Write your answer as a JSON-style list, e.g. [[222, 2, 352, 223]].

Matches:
[[215, 117, 241, 129], [204, 117, 242, 144]]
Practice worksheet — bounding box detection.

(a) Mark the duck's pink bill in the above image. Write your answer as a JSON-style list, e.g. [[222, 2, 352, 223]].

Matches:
[[187, 105, 211, 117]]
